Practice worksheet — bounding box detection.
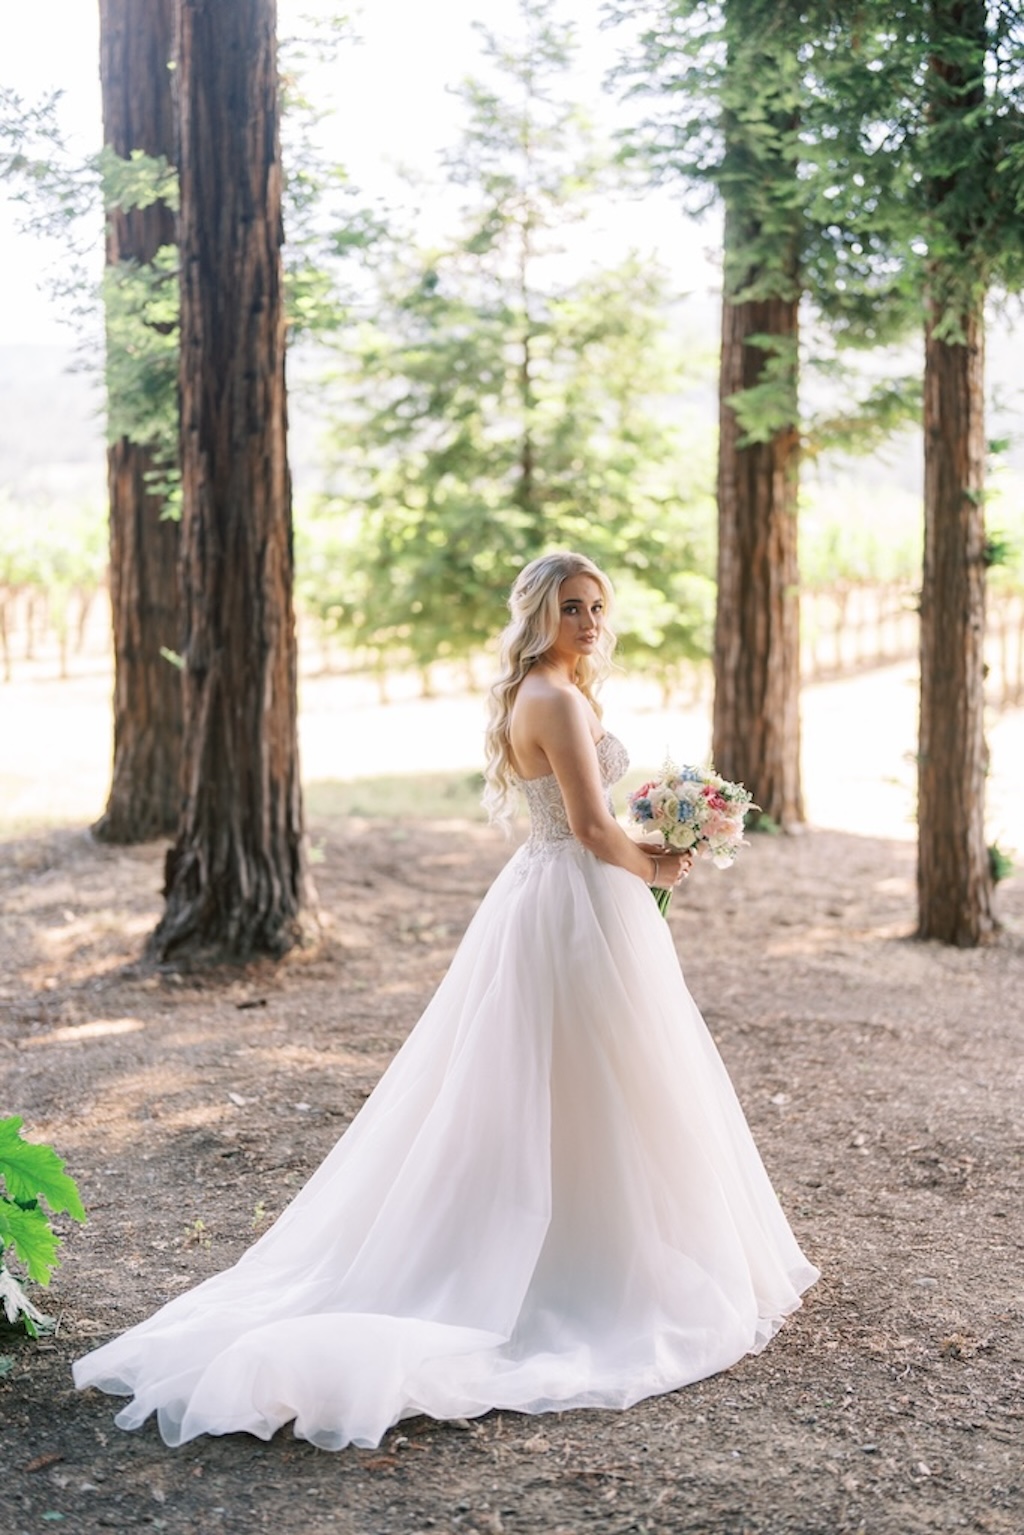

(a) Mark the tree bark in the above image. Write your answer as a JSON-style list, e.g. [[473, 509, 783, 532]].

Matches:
[[93, 0, 182, 844], [151, 0, 311, 962], [917, 302, 994, 944], [712, 262, 803, 827], [916, 0, 995, 945]]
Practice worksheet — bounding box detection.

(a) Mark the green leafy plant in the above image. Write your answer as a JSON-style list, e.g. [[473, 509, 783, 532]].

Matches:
[[0, 1116, 86, 1336], [319, 1, 715, 688], [983, 532, 1015, 570], [988, 843, 1015, 884], [183, 1217, 211, 1251]]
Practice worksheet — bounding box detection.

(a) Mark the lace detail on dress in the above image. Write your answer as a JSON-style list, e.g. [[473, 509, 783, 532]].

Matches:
[[512, 733, 629, 875]]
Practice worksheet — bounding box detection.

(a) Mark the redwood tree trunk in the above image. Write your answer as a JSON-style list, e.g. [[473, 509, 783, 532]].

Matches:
[[93, 0, 182, 844], [152, 0, 310, 961], [712, 274, 803, 827], [917, 302, 994, 944], [916, 0, 995, 946]]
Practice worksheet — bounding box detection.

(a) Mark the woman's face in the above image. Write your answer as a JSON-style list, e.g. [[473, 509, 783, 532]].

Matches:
[[547, 574, 606, 669]]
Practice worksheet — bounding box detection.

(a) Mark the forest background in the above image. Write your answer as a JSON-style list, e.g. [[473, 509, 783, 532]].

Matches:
[[3, 0, 1024, 707], [1, 5, 1023, 1533], [3, 0, 1024, 939]]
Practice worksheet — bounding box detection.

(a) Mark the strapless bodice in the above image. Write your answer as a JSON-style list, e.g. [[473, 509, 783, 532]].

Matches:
[[517, 732, 629, 851]]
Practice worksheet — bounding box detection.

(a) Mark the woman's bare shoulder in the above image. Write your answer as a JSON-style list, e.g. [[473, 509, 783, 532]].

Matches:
[[514, 673, 586, 724], [509, 676, 592, 779]]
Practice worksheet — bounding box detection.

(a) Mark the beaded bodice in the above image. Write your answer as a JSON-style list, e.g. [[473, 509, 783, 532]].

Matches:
[[517, 732, 629, 851]]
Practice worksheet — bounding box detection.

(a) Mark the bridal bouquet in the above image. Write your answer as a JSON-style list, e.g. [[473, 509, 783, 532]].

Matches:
[[628, 763, 756, 915]]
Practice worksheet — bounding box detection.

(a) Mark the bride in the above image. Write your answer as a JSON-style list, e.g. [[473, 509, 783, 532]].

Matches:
[[74, 550, 818, 1450]]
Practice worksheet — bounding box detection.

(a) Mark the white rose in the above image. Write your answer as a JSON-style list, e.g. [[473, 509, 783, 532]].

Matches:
[[648, 787, 680, 822]]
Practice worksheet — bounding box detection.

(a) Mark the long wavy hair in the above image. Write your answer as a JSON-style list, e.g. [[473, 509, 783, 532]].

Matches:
[[483, 551, 617, 829]]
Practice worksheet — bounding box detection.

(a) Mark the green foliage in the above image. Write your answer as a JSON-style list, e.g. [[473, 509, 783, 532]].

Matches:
[[804, 374, 923, 462], [613, 0, 928, 405], [0, 493, 107, 603], [803, 0, 1024, 336], [614, 0, 1024, 415], [0, 87, 103, 330], [278, 19, 385, 339], [613, 8, 812, 271], [988, 843, 1014, 884], [0, 85, 64, 162], [102, 237, 181, 503], [917, 3, 1024, 322], [983, 532, 1016, 570], [0, 1116, 85, 1336], [2, 25, 377, 500], [612, 3, 808, 448], [984, 465, 1024, 593], [6, 10, 717, 690], [98, 144, 178, 214], [727, 333, 799, 445], [318, 0, 715, 683], [0, 86, 98, 234], [1, 104, 179, 481], [0, 490, 107, 684], [91, 148, 184, 509]]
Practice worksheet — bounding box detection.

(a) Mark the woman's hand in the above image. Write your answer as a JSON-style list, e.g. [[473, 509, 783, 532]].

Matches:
[[648, 850, 693, 888]]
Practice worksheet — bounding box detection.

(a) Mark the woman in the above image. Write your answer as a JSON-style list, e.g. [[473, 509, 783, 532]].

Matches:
[[74, 551, 818, 1451]]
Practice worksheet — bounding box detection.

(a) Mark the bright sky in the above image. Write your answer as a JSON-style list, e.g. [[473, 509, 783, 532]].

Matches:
[[0, 0, 721, 347]]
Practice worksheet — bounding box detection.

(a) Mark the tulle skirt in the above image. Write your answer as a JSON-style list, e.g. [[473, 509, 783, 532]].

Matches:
[[73, 840, 818, 1449]]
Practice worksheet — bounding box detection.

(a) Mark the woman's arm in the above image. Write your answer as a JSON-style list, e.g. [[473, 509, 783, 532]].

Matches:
[[526, 690, 688, 886]]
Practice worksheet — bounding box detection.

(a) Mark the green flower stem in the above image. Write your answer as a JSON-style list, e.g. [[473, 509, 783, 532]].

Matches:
[[651, 885, 673, 918]]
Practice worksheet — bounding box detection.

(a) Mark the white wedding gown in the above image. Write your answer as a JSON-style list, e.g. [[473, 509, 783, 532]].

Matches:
[[74, 733, 818, 1450]]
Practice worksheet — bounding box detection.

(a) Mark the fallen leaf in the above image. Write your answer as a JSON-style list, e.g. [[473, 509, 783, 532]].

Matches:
[[26, 1452, 64, 1474]]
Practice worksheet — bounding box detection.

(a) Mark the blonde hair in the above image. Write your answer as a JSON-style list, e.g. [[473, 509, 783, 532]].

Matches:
[[483, 551, 616, 829]]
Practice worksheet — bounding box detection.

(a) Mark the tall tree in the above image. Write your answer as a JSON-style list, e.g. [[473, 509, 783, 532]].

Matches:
[[152, 0, 310, 961], [615, 0, 1024, 943], [712, 12, 804, 828], [93, 0, 182, 844], [318, 0, 714, 686], [819, 0, 1023, 942], [913, 0, 1023, 943], [613, 1, 808, 826]]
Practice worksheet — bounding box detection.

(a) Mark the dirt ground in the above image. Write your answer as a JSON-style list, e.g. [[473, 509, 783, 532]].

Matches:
[[1, 772, 1022, 1535]]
